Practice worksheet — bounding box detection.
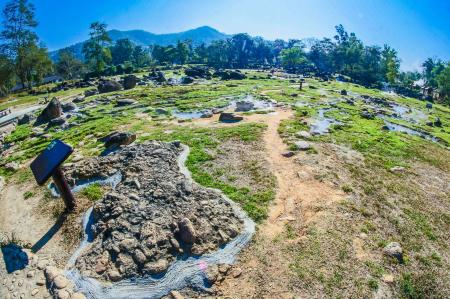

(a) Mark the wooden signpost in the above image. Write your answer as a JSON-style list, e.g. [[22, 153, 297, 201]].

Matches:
[[30, 139, 76, 211]]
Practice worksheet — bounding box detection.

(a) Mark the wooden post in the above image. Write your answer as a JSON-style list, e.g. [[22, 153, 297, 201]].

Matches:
[[51, 167, 76, 211]]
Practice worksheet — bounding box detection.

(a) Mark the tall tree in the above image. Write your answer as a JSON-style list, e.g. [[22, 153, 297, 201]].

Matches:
[[0, 54, 15, 95], [436, 62, 450, 104], [83, 22, 112, 75], [1, 0, 52, 89], [111, 38, 134, 65], [56, 49, 85, 79], [280, 47, 308, 70]]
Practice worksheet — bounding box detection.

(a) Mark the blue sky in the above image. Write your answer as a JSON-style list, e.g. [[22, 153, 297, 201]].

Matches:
[[1, 0, 449, 70]]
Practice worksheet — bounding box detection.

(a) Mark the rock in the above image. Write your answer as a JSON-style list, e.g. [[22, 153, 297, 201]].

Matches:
[[44, 266, 61, 282], [218, 264, 231, 275], [5, 162, 20, 171], [36, 98, 62, 123], [98, 131, 136, 148], [31, 288, 39, 296], [178, 218, 196, 244], [149, 70, 166, 83], [390, 166, 405, 173], [425, 102, 433, 110], [340, 89, 347, 96], [72, 293, 87, 299], [53, 275, 69, 289], [382, 274, 395, 283], [36, 278, 45, 286], [205, 265, 219, 284], [296, 131, 311, 139], [199, 110, 213, 118], [84, 89, 98, 97], [48, 117, 66, 127], [155, 108, 169, 115], [64, 142, 243, 282], [235, 101, 255, 112], [215, 70, 246, 80], [57, 289, 70, 299], [169, 290, 184, 299], [185, 66, 211, 78], [62, 102, 77, 112], [116, 99, 137, 107], [98, 80, 122, 93], [123, 75, 138, 90], [231, 267, 242, 278], [180, 76, 194, 84], [295, 141, 311, 151], [434, 118, 442, 127], [143, 259, 169, 274], [360, 111, 375, 120], [27, 270, 35, 278], [282, 151, 296, 158], [219, 112, 243, 123], [383, 242, 403, 263], [18, 113, 32, 125], [108, 270, 122, 282]]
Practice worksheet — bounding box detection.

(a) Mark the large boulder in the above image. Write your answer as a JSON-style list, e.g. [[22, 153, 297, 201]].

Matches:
[[180, 76, 194, 84], [215, 70, 246, 80], [235, 101, 255, 112], [98, 131, 136, 148], [18, 113, 32, 125], [123, 75, 138, 90], [116, 99, 137, 107], [184, 66, 212, 78], [149, 70, 166, 83], [36, 98, 62, 123], [177, 218, 197, 244], [219, 112, 243, 123], [98, 80, 122, 93]]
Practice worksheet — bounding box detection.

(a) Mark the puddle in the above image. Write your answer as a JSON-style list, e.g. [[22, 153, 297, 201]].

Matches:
[[229, 94, 274, 112], [172, 110, 208, 120], [310, 108, 341, 135], [391, 104, 427, 123], [64, 145, 255, 299], [382, 120, 438, 143]]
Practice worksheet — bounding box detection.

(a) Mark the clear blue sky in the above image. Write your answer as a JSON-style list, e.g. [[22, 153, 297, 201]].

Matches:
[[1, 0, 449, 71]]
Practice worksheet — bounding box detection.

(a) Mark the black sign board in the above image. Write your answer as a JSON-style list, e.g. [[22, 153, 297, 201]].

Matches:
[[30, 139, 73, 185]]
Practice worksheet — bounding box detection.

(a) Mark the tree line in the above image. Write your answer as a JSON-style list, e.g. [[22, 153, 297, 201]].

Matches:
[[0, 0, 449, 105]]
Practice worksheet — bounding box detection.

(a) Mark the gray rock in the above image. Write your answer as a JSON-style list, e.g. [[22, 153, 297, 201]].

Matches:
[[360, 111, 375, 120], [98, 80, 122, 93], [282, 151, 296, 158], [143, 259, 169, 274], [200, 111, 213, 118], [295, 141, 311, 151], [5, 162, 20, 171], [98, 131, 136, 148], [219, 113, 243, 123], [155, 108, 169, 115], [123, 75, 138, 90], [36, 98, 62, 123], [390, 166, 406, 173], [178, 218, 196, 244], [84, 89, 98, 97], [48, 117, 66, 127], [296, 131, 311, 139], [180, 76, 194, 84], [18, 114, 32, 125], [383, 242, 403, 263], [116, 99, 137, 107], [53, 275, 69, 289], [62, 102, 77, 112], [235, 101, 255, 112]]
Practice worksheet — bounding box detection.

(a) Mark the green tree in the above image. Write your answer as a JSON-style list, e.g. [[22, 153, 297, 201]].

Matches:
[[83, 22, 112, 75], [0, 54, 15, 95], [381, 45, 400, 84], [280, 47, 308, 70], [132, 45, 151, 67], [56, 49, 85, 79], [1, 0, 52, 89], [111, 38, 134, 65], [436, 62, 450, 104], [175, 40, 190, 64]]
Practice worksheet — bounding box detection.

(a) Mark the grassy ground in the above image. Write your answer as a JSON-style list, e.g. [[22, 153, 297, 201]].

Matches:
[[1, 69, 449, 298]]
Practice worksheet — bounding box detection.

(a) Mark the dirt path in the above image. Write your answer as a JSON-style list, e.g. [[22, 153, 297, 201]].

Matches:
[[216, 107, 344, 298]]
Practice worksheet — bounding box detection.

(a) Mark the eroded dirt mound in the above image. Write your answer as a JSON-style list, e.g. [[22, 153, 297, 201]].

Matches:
[[65, 141, 243, 282]]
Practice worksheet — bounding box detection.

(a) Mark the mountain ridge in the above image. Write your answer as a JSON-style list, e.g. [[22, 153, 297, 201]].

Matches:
[[50, 26, 229, 61]]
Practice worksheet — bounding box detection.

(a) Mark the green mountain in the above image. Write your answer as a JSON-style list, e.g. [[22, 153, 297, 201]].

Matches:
[[51, 26, 228, 61]]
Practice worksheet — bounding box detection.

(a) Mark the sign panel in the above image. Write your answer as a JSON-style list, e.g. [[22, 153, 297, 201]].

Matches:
[[30, 140, 73, 185]]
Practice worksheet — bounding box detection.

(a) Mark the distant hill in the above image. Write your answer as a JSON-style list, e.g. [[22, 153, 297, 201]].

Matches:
[[50, 26, 229, 61]]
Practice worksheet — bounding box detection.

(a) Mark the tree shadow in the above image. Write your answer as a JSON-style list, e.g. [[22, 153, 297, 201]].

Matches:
[[1, 243, 29, 273], [31, 213, 67, 253]]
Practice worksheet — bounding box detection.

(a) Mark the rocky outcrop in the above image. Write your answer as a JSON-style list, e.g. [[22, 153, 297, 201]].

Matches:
[[219, 113, 243, 123], [65, 141, 243, 282], [215, 70, 246, 80], [123, 75, 138, 90], [36, 98, 62, 124], [98, 80, 123, 93], [98, 131, 136, 148], [184, 66, 212, 79]]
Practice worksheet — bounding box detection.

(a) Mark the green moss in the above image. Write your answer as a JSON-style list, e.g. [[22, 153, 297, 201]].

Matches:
[[81, 183, 103, 201]]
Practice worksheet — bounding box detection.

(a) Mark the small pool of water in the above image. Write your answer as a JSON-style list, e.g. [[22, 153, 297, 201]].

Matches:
[[383, 120, 438, 143], [310, 108, 341, 135]]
